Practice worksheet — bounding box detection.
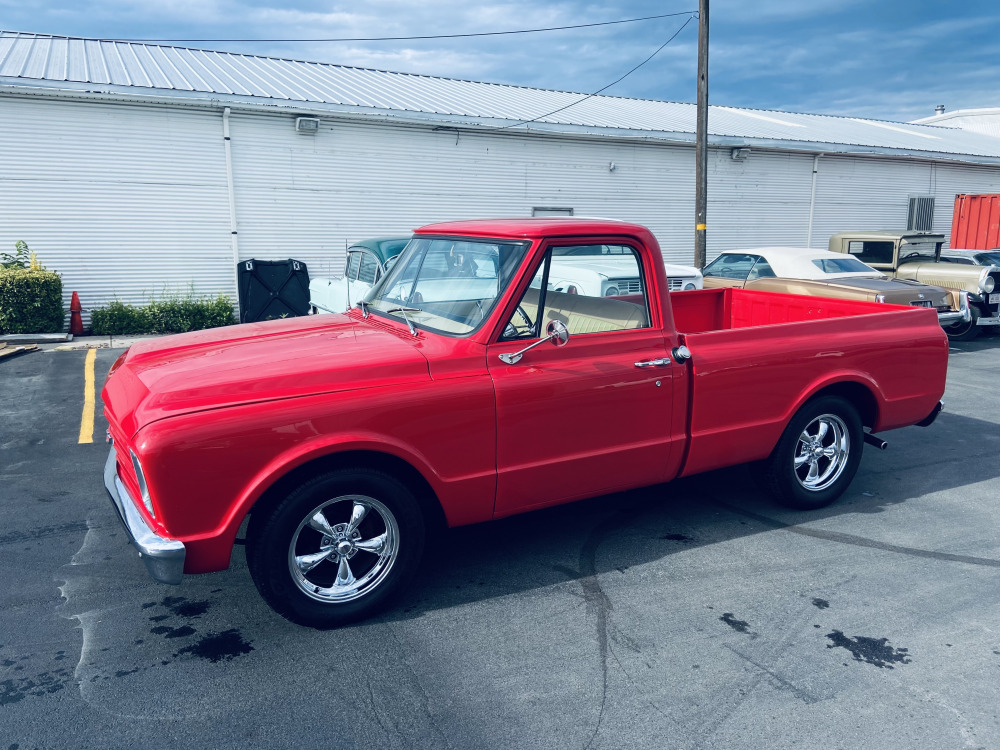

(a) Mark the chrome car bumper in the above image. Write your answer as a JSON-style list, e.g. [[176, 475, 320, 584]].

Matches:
[[104, 448, 185, 585], [936, 294, 971, 326]]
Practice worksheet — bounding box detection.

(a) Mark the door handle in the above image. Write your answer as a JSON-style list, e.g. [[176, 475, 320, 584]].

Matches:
[[634, 358, 671, 368]]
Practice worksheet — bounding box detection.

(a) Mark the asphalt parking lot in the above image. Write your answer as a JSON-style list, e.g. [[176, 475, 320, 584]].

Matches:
[[2, 334, 999, 749]]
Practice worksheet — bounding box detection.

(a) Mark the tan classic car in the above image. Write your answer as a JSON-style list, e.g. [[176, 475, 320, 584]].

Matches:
[[829, 231, 1000, 340], [703, 247, 970, 336]]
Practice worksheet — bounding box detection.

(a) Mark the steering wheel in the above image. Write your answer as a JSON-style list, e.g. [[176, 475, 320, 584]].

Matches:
[[901, 252, 922, 259], [515, 305, 533, 330], [503, 305, 535, 339]]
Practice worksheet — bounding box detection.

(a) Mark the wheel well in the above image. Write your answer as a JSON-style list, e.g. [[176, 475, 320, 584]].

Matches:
[[808, 382, 878, 429], [246, 451, 447, 538]]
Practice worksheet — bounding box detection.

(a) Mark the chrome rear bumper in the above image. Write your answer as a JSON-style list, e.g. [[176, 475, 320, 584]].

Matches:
[[104, 448, 185, 585]]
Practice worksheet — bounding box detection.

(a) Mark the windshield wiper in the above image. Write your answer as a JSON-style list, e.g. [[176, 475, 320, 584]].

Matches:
[[356, 300, 370, 318], [385, 307, 420, 336]]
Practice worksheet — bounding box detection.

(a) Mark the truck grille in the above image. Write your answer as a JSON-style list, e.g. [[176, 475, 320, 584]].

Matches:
[[667, 277, 695, 291], [609, 278, 643, 294]]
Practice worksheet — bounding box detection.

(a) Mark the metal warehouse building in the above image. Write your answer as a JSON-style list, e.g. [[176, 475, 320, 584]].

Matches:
[[4, 30, 1000, 318]]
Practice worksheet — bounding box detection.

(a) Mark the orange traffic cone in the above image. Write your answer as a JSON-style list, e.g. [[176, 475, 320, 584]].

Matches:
[[70, 291, 84, 335]]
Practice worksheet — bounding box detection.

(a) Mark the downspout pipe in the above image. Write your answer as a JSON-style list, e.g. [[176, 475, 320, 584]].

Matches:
[[806, 152, 824, 248], [222, 107, 240, 304]]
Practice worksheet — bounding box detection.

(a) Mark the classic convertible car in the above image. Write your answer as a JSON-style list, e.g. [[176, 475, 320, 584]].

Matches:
[[702, 247, 970, 337], [829, 231, 1000, 340]]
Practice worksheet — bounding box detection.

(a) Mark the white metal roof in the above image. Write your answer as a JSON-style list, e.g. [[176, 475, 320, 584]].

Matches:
[[4, 30, 1000, 164]]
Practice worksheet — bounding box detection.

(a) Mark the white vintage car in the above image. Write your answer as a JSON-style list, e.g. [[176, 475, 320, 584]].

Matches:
[[310, 237, 702, 315], [547, 244, 702, 296], [308, 237, 409, 314]]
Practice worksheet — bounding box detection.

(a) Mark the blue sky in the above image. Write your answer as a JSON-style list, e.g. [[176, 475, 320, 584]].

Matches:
[[3, 0, 999, 123]]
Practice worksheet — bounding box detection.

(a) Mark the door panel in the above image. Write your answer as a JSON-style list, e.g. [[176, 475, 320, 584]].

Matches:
[[488, 328, 675, 515]]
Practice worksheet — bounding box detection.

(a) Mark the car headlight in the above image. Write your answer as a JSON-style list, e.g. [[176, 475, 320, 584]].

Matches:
[[981, 274, 996, 293], [129, 449, 155, 517], [604, 286, 619, 297], [683, 282, 697, 291]]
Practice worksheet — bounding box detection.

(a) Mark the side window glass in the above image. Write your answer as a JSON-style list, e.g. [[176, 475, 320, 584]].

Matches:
[[748, 259, 776, 280], [358, 253, 378, 284], [345, 252, 362, 281], [502, 245, 650, 340]]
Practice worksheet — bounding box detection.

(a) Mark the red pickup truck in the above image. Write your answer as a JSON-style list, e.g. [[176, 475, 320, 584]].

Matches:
[[102, 219, 948, 628]]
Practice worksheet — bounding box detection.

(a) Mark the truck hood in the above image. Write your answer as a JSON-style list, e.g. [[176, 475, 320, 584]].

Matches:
[[102, 314, 430, 437]]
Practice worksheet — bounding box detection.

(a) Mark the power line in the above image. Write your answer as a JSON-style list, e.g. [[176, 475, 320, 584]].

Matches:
[[495, 16, 696, 130], [35, 11, 697, 44]]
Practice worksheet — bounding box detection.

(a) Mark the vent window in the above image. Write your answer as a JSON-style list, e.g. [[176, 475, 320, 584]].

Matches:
[[907, 195, 935, 232]]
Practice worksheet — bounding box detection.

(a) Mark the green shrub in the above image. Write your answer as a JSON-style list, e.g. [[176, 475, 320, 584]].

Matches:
[[91, 295, 236, 336], [0, 267, 64, 334]]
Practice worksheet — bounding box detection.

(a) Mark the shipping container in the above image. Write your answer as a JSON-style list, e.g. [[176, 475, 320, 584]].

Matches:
[[951, 193, 1000, 249]]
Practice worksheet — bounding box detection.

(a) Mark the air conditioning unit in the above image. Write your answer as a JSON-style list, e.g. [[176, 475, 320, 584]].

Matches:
[[295, 117, 320, 134]]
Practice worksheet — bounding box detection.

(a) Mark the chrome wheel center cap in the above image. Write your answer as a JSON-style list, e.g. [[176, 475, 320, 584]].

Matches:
[[337, 540, 354, 556]]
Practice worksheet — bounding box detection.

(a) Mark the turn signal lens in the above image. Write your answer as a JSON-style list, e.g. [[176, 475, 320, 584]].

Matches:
[[129, 449, 155, 518], [107, 348, 130, 379]]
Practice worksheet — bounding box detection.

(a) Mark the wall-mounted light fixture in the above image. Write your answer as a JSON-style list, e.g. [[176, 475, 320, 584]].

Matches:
[[731, 147, 750, 161], [296, 117, 320, 134]]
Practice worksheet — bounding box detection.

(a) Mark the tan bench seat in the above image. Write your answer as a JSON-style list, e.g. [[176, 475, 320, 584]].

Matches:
[[518, 287, 648, 335]]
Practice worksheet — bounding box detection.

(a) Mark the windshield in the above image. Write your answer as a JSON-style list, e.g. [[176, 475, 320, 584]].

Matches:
[[363, 237, 530, 335], [897, 240, 940, 264], [811, 257, 876, 274], [703, 254, 758, 279], [976, 251, 1000, 266]]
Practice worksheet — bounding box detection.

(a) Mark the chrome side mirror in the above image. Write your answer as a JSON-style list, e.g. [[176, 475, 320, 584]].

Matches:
[[548, 320, 569, 347], [499, 320, 570, 364]]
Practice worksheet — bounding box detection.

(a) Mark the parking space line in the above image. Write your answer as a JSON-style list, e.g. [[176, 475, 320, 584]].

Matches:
[[78, 348, 96, 444]]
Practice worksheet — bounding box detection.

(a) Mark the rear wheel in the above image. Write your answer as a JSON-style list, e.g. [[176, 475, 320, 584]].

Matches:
[[945, 305, 980, 341], [247, 468, 425, 628], [760, 396, 863, 510]]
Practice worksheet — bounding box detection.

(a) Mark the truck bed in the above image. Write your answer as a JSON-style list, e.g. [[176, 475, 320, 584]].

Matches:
[[671, 287, 899, 333], [670, 288, 947, 478]]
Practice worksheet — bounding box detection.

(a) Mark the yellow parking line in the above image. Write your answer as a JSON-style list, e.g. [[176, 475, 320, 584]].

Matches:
[[78, 348, 97, 444]]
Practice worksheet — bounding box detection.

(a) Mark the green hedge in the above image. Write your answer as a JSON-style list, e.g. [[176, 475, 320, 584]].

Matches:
[[0, 268, 65, 334], [91, 295, 236, 336]]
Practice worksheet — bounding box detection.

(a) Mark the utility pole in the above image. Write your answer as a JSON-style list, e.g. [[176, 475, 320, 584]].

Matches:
[[694, 0, 709, 269]]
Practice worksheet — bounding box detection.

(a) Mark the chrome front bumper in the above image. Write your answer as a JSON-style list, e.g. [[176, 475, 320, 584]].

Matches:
[[936, 293, 971, 326], [104, 447, 185, 585]]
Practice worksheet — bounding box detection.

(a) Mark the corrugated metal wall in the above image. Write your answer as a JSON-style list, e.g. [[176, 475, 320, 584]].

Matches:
[[0, 96, 234, 325], [5, 94, 1000, 330]]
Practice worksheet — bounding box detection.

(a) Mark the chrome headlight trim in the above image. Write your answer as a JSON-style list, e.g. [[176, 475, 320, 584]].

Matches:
[[979, 267, 998, 293], [129, 449, 155, 518]]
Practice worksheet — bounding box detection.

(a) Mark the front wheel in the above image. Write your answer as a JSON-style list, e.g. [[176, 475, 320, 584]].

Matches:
[[759, 396, 863, 510], [247, 468, 425, 628], [945, 305, 980, 341]]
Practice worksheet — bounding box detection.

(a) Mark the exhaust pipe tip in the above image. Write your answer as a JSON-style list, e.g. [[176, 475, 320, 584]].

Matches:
[[863, 432, 888, 451]]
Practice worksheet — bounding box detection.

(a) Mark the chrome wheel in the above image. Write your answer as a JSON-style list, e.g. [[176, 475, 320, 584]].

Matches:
[[288, 495, 400, 604], [793, 413, 850, 492]]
